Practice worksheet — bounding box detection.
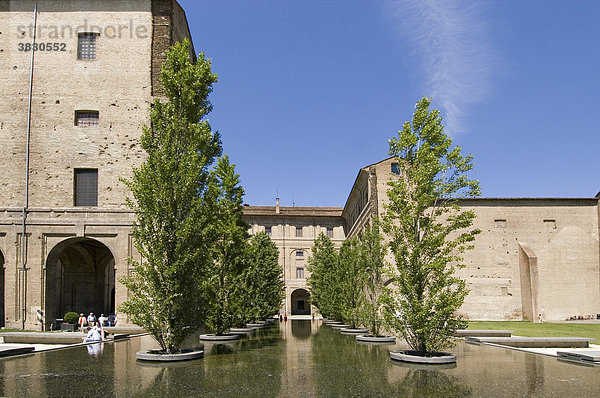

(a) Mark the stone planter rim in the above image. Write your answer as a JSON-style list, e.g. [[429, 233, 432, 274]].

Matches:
[[340, 328, 369, 334], [246, 323, 266, 328], [390, 350, 456, 364], [136, 347, 204, 362], [331, 324, 352, 329], [356, 335, 396, 343], [230, 327, 256, 334], [199, 333, 242, 341]]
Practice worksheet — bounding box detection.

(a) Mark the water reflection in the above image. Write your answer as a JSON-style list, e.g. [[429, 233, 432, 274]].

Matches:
[[525, 352, 544, 396], [1, 320, 600, 397], [86, 342, 104, 357], [389, 369, 472, 397], [291, 319, 312, 339]]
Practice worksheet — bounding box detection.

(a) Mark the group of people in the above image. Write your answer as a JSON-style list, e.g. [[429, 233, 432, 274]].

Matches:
[[77, 312, 117, 331], [78, 312, 117, 343], [567, 314, 600, 321]]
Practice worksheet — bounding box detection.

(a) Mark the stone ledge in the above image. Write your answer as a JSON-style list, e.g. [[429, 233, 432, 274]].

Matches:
[[0, 332, 86, 344], [0, 345, 35, 358], [455, 330, 513, 337], [467, 336, 596, 348], [557, 351, 600, 363]]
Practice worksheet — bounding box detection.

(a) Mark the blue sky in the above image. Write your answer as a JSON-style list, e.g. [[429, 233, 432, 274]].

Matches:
[[179, 0, 600, 207]]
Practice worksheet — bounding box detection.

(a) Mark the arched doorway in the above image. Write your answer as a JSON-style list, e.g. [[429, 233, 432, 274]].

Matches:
[[0, 249, 4, 328], [45, 238, 115, 328], [290, 288, 311, 316]]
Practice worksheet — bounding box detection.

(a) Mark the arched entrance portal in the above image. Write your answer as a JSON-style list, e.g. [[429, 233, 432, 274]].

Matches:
[[45, 238, 115, 328], [0, 249, 4, 328], [291, 288, 311, 316]]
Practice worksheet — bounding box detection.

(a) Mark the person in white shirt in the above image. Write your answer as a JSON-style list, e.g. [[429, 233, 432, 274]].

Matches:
[[83, 326, 102, 343]]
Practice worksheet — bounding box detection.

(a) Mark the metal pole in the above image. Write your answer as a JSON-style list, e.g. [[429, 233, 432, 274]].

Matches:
[[21, 0, 38, 329]]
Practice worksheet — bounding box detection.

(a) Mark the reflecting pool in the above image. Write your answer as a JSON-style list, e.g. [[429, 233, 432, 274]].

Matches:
[[1, 320, 599, 397]]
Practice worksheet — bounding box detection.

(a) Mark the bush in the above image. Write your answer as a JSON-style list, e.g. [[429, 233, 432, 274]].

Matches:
[[63, 312, 79, 324]]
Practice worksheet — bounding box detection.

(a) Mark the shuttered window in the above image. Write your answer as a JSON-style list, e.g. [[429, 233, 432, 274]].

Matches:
[[74, 169, 98, 206], [78, 33, 98, 60], [75, 111, 99, 126]]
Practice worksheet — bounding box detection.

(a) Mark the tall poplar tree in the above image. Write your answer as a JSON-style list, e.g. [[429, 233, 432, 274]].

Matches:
[[238, 232, 285, 324], [120, 38, 221, 353], [202, 155, 249, 335], [336, 238, 364, 327], [356, 220, 388, 336], [382, 97, 480, 355], [307, 233, 338, 319]]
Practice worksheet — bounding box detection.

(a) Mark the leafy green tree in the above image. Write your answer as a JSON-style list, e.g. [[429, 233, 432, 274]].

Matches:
[[120, 38, 221, 353], [336, 238, 365, 327], [356, 220, 388, 336], [307, 233, 339, 319], [382, 97, 480, 355], [203, 155, 249, 335], [308, 233, 365, 326], [238, 232, 285, 324]]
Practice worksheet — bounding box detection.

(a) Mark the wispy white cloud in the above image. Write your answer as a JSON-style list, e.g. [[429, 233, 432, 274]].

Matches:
[[385, 0, 494, 135]]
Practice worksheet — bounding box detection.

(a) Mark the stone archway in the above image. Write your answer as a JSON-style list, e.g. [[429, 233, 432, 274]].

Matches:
[[0, 249, 4, 328], [45, 238, 115, 328], [290, 288, 311, 316]]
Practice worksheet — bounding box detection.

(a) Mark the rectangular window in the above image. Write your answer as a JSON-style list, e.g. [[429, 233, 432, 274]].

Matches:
[[78, 32, 98, 60], [326, 227, 333, 238], [265, 226, 272, 236], [296, 267, 304, 279], [296, 226, 303, 237], [75, 111, 99, 126], [74, 169, 98, 206], [296, 250, 304, 258], [391, 162, 401, 174]]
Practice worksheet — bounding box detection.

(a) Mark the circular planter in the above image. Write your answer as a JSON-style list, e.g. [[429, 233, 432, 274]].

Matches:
[[331, 324, 352, 329], [355, 335, 396, 344], [230, 327, 256, 334], [390, 350, 456, 364], [322, 320, 341, 325], [246, 322, 266, 328], [340, 328, 369, 335], [199, 333, 242, 342], [136, 347, 204, 362]]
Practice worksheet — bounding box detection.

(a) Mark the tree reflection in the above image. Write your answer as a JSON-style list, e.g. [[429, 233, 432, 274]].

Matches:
[[133, 328, 285, 397], [389, 368, 472, 397]]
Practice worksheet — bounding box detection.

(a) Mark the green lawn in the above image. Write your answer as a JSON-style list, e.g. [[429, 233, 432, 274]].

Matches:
[[467, 321, 600, 342]]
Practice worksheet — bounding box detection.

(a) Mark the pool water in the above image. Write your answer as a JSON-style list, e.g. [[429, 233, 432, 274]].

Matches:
[[1, 320, 599, 397]]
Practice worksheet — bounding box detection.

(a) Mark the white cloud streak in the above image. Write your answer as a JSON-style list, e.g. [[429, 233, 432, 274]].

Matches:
[[385, 0, 494, 135]]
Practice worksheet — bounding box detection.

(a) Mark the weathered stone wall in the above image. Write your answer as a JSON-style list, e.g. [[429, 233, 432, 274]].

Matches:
[[1, 0, 153, 209], [458, 198, 600, 321], [349, 157, 600, 321], [0, 0, 192, 329], [0, 208, 139, 329]]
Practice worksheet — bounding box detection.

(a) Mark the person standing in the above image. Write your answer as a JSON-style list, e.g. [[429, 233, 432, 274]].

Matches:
[[77, 313, 87, 331], [87, 312, 96, 327], [98, 314, 107, 327]]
